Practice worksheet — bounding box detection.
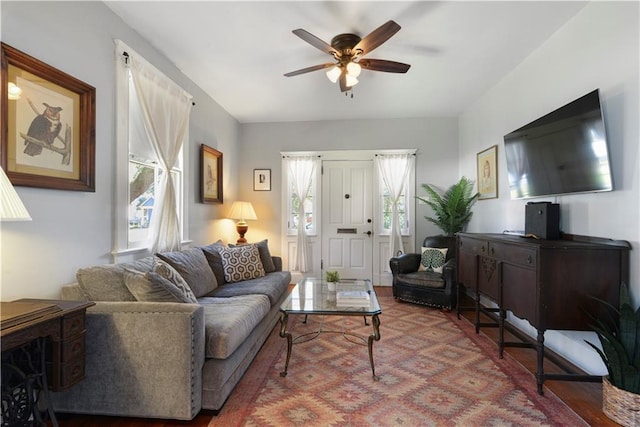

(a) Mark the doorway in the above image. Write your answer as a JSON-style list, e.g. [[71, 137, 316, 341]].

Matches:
[[321, 160, 373, 281]]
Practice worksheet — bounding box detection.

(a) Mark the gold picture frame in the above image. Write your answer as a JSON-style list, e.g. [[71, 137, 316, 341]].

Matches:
[[477, 145, 498, 200], [1, 42, 96, 191], [201, 144, 223, 204]]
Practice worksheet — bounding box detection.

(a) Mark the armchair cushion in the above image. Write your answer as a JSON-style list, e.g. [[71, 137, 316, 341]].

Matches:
[[396, 271, 445, 289]]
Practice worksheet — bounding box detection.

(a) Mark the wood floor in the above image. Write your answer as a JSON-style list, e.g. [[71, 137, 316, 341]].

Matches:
[[53, 287, 616, 426]]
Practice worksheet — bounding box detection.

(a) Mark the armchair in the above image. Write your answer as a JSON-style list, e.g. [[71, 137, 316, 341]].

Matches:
[[389, 236, 458, 310]]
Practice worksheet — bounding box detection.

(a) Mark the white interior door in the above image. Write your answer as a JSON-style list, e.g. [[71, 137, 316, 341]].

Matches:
[[321, 160, 373, 281]]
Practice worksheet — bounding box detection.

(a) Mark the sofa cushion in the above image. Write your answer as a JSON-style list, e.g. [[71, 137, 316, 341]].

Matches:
[[157, 247, 217, 297], [197, 295, 270, 359], [76, 256, 155, 301], [200, 241, 226, 286], [123, 263, 197, 303], [207, 271, 291, 306], [218, 245, 265, 283], [397, 271, 445, 289], [230, 239, 276, 273]]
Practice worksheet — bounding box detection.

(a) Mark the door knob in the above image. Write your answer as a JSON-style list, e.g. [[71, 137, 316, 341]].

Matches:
[[363, 231, 372, 236]]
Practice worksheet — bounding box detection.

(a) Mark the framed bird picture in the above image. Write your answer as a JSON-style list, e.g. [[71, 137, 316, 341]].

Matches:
[[1, 42, 95, 191], [200, 144, 223, 204]]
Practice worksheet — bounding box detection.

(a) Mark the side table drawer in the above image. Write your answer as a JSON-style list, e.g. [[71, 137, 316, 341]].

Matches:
[[59, 358, 86, 389], [61, 312, 85, 339], [61, 335, 85, 363]]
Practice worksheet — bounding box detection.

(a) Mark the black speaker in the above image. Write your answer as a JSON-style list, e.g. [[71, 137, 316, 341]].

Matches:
[[525, 202, 560, 239]]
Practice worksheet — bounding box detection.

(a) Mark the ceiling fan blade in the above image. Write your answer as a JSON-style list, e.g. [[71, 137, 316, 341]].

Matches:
[[359, 59, 411, 73], [353, 20, 401, 57], [284, 63, 336, 77], [292, 29, 339, 57]]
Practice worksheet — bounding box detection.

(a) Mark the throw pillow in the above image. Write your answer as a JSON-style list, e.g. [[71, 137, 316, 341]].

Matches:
[[218, 245, 265, 283], [123, 263, 197, 303], [156, 247, 217, 297], [418, 247, 449, 273], [230, 239, 276, 273], [200, 240, 227, 285]]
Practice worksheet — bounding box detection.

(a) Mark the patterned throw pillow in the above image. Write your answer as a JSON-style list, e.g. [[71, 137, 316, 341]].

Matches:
[[123, 260, 197, 303], [418, 247, 449, 274], [218, 245, 266, 283], [229, 239, 276, 273]]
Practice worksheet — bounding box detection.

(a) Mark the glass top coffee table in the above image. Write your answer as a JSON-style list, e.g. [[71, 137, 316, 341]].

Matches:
[[279, 278, 382, 380]]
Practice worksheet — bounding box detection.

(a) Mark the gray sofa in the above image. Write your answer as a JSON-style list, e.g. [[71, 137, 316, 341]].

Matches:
[[51, 241, 291, 420]]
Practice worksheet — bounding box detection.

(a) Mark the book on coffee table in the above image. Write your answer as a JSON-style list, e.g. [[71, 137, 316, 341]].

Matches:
[[336, 290, 370, 306]]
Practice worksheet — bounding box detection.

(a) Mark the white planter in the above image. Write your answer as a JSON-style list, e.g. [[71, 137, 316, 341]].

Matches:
[[327, 282, 336, 292]]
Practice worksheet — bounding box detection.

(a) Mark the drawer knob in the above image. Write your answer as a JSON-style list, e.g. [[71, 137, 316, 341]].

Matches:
[[527, 256, 533, 264], [490, 247, 495, 255]]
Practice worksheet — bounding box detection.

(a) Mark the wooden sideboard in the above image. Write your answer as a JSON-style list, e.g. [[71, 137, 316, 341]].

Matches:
[[457, 232, 630, 394], [1, 299, 94, 425]]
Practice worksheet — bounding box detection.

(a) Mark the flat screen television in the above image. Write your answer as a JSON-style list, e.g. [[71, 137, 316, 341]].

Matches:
[[503, 89, 613, 199]]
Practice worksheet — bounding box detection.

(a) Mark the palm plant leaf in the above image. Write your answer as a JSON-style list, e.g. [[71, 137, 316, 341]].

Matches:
[[417, 177, 478, 236]]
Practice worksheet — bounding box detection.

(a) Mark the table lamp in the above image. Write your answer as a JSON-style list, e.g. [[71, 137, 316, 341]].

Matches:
[[1, 167, 31, 221], [227, 201, 257, 244]]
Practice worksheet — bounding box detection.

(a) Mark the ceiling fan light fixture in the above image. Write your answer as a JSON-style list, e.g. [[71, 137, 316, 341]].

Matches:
[[346, 61, 361, 78], [345, 74, 359, 88], [326, 66, 341, 83]]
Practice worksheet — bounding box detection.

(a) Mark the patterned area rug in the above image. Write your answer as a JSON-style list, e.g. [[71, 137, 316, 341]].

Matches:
[[210, 297, 586, 426]]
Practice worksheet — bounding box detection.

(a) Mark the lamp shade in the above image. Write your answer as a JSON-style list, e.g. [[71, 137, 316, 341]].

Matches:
[[1, 167, 31, 221], [227, 201, 257, 222]]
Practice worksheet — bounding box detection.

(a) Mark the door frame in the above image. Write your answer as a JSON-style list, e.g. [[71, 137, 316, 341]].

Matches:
[[281, 149, 416, 285]]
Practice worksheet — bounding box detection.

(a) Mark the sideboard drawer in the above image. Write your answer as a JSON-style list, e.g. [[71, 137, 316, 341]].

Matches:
[[490, 242, 537, 268]]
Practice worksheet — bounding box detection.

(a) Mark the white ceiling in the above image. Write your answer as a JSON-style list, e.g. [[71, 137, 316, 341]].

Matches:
[[104, 1, 587, 124]]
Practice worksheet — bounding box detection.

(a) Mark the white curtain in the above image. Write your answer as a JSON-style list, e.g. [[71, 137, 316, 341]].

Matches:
[[129, 56, 192, 253], [377, 153, 413, 261], [287, 156, 317, 272]]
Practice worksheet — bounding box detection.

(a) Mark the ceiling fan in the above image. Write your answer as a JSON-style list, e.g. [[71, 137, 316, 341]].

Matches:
[[284, 20, 411, 93]]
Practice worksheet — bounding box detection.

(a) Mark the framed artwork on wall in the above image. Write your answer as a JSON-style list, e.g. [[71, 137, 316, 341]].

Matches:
[[477, 145, 498, 200], [1, 42, 96, 191], [253, 169, 271, 191], [201, 144, 223, 204]]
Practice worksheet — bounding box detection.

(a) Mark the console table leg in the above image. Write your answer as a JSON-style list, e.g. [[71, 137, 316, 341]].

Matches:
[[368, 314, 381, 381], [498, 308, 506, 359], [278, 312, 292, 377], [475, 290, 481, 334], [536, 330, 545, 395]]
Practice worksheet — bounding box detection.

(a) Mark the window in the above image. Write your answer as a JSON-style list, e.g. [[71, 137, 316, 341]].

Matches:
[[380, 184, 409, 234], [115, 40, 191, 254], [284, 156, 319, 236]]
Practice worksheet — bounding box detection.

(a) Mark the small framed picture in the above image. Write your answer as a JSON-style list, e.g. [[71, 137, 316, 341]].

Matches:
[[477, 145, 498, 200], [253, 169, 271, 191], [1, 42, 96, 191], [201, 144, 222, 204]]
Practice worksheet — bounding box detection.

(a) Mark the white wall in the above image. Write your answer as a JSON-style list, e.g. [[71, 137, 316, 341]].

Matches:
[[238, 117, 459, 255], [458, 2, 639, 374], [0, 1, 240, 300]]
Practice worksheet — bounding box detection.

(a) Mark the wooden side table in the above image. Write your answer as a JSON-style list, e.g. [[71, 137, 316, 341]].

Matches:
[[1, 299, 94, 426]]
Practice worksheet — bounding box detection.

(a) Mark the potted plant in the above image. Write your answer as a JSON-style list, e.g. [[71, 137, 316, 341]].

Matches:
[[325, 271, 340, 291], [416, 176, 479, 236], [585, 283, 640, 426]]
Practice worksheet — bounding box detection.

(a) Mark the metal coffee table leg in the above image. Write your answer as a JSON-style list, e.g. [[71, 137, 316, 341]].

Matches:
[[279, 312, 292, 377], [368, 314, 381, 381]]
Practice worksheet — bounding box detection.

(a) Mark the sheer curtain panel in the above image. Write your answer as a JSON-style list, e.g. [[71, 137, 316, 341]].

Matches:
[[377, 153, 413, 262], [129, 55, 192, 253], [287, 157, 317, 272]]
